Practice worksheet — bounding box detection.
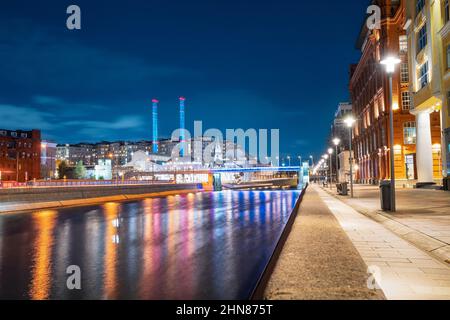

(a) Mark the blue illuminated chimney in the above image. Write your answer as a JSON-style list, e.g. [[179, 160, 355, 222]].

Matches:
[[179, 97, 186, 157], [152, 99, 159, 153]]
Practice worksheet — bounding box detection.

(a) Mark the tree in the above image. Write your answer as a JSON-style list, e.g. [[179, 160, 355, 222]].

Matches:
[[58, 161, 69, 179], [74, 161, 87, 179]]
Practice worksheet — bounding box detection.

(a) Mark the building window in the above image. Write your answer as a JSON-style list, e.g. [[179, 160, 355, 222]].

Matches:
[[416, 0, 425, 15], [419, 62, 429, 89], [447, 92, 450, 115], [399, 35, 408, 53], [401, 63, 409, 82], [402, 91, 411, 110], [446, 0, 450, 23], [418, 24, 427, 52], [404, 122, 417, 145], [447, 45, 450, 69]]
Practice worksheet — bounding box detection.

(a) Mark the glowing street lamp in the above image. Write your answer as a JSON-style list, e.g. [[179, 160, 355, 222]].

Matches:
[[287, 155, 291, 166], [380, 56, 401, 74], [381, 55, 401, 212], [328, 148, 333, 189], [345, 116, 356, 198], [333, 138, 341, 183]]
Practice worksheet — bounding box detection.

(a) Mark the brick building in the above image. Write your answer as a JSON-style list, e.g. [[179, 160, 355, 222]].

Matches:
[[349, 0, 440, 184], [0, 129, 41, 182]]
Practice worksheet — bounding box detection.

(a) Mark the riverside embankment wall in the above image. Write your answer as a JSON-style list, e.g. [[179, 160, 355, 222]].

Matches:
[[0, 183, 202, 213]]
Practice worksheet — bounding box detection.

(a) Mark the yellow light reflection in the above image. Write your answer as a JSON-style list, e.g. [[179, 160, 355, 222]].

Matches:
[[29, 210, 57, 300], [103, 202, 119, 299]]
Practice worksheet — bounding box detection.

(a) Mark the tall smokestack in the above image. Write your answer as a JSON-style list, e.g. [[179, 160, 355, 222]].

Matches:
[[152, 99, 159, 153], [179, 96, 186, 157]]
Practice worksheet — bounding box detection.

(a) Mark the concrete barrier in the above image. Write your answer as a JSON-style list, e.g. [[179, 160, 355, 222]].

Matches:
[[0, 183, 200, 203], [0, 184, 202, 214]]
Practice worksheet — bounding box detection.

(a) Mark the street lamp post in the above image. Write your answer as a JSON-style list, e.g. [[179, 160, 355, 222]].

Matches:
[[345, 116, 356, 198], [310, 155, 314, 167], [333, 138, 341, 183], [298, 155, 302, 166], [381, 56, 401, 212], [287, 156, 291, 166], [328, 148, 333, 189], [323, 154, 329, 186]]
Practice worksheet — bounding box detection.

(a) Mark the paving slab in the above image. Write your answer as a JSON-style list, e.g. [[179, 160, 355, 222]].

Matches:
[[314, 185, 450, 300], [321, 184, 450, 265], [264, 188, 385, 300]]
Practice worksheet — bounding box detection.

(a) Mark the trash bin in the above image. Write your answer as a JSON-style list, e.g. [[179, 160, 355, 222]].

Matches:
[[444, 177, 450, 191], [341, 182, 348, 196], [380, 180, 391, 211]]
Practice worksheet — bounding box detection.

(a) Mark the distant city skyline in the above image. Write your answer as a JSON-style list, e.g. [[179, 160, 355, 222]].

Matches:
[[0, 0, 369, 158]]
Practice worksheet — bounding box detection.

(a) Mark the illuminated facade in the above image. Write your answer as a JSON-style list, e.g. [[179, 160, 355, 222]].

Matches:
[[40, 140, 57, 179], [0, 129, 41, 182], [152, 99, 159, 154], [179, 97, 186, 157], [405, 0, 450, 181], [350, 0, 423, 185]]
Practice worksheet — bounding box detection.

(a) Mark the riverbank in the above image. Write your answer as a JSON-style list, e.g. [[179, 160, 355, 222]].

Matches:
[[0, 183, 202, 214], [264, 186, 385, 300]]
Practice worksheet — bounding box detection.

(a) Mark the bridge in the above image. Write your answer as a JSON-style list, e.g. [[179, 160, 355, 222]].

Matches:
[[1, 166, 308, 192]]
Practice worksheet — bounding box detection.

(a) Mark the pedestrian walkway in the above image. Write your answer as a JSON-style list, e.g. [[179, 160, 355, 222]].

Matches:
[[264, 188, 384, 300], [321, 184, 450, 265], [314, 185, 450, 299]]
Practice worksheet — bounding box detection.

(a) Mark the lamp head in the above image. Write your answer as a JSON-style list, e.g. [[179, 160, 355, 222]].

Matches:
[[332, 138, 341, 146], [380, 56, 401, 74], [328, 148, 333, 155], [344, 116, 356, 128]]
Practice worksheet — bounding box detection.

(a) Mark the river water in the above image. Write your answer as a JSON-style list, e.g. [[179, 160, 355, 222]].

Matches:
[[0, 189, 300, 299]]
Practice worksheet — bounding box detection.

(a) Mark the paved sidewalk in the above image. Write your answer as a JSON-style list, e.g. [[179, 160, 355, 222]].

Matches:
[[314, 185, 450, 299], [321, 184, 450, 265], [265, 188, 384, 300]]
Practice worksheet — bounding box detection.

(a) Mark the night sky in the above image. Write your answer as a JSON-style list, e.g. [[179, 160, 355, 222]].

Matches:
[[0, 0, 369, 159]]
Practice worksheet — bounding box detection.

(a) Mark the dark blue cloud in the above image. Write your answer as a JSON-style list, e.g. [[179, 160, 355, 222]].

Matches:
[[0, 0, 368, 157]]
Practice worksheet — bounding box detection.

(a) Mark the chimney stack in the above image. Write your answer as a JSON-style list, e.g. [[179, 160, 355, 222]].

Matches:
[[152, 99, 159, 153]]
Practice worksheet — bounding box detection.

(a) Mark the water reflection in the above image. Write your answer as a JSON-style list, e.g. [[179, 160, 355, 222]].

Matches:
[[29, 210, 57, 300], [0, 190, 300, 300]]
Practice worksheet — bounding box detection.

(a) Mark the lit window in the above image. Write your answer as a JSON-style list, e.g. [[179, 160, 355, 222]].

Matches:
[[418, 24, 427, 52], [401, 63, 409, 82], [419, 62, 429, 89], [402, 92, 411, 110], [404, 122, 417, 145], [399, 35, 408, 53]]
